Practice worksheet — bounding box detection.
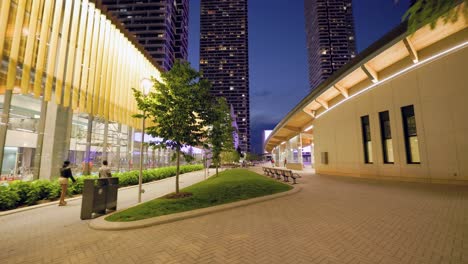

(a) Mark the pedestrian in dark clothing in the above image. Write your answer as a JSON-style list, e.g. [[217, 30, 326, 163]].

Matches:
[[58, 161, 76, 206]]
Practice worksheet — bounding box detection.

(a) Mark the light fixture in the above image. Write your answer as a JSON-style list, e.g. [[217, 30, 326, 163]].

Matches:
[[304, 125, 314, 132], [140, 78, 152, 96]]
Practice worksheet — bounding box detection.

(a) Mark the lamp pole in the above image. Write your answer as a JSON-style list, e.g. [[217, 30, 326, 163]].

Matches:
[[138, 113, 145, 203], [138, 78, 152, 203]]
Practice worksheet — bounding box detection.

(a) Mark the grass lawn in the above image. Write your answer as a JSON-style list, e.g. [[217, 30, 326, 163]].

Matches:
[[106, 168, 293, 222]]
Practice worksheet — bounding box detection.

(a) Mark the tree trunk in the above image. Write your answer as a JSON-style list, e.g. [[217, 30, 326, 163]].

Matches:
[[176, 148, 180, 193], [216, 164, 218, 176]]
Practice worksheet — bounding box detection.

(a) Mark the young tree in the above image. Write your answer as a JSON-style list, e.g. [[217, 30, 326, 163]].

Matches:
[[133, 61, 211, 194], [206, 98, 234, 176], [221, 150, 240, 165], [403, 0, 467, 33], [245, 152, 262, 162]]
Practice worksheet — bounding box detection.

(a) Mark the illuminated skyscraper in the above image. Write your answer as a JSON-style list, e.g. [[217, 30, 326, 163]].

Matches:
[[102, 0, 189, 71], [200, 0, 250, 152], [305, 0, 357, 90]]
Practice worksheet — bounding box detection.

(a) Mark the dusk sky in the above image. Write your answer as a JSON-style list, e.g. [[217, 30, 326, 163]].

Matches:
[[188, 0, 411, 154]]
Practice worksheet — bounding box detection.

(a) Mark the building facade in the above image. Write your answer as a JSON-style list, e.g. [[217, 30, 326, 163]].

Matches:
[[200, 0, 250, 152], [102, 0, 189, 71], [304, 0, 357, 90], [0, 0, 177, 181], [265, 7, 468, 185]]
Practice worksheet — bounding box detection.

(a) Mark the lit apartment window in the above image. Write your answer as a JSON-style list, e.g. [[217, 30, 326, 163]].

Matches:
[[401, 105, 420, 164], [379, 111, 394, 164], [361, 115, 373, 164]]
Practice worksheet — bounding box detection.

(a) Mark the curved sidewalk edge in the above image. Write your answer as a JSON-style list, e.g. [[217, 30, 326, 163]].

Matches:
[[89, 185, 302, 231]]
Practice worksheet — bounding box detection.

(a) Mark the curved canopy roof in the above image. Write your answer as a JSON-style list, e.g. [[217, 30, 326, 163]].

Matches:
[[265, 8, 468, 153]]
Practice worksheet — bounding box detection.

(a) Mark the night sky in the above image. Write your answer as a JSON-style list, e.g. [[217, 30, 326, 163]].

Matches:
[[188, 0, 411, 154]]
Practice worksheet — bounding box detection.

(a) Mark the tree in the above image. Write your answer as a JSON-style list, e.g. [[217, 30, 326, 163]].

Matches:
[[245, 152, 262, 162], [206, 98, 234, 176], [403, 0, 467, 33], [133, 61, 211, 194], [221, 150, 240, 164]]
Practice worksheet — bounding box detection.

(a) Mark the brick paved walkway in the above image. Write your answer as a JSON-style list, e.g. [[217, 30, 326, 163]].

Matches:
[[1, 167, 467, 264]]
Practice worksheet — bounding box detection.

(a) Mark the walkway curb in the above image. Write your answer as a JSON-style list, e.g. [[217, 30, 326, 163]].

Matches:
[[89, 185, 302, 231]]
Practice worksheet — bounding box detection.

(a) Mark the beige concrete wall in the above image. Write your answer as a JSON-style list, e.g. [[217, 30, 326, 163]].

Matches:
[[314, 46, 468, 184]]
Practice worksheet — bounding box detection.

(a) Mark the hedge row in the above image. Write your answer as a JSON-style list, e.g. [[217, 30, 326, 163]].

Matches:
[[0, 164, 203, 211]]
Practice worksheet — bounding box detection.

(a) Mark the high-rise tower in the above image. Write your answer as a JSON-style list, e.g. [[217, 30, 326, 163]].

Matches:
[[102, 0, 189, 71], [200, 0, 250, 152], [304, 0, 357, 90]]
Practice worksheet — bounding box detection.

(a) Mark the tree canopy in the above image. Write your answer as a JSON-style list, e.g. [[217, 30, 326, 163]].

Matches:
[[133, 61, 212, 193], [206, 97, 234, 175], [404, 0, 467, 33]]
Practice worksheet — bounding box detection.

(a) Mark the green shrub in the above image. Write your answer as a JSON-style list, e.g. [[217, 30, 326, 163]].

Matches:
[[0, 186, 19, 210], [118, 171, 139, 187], [31, 180, 59, 200], [9, 181, 40, 205], [48, 181, 62, 199], [0, 164, 203, 211], [68, 175, 98, 195]]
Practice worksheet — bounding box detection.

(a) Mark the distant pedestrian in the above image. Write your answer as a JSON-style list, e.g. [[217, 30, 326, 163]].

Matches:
[[284, 158, 287, 167], [99, 160, 112, 178], [59, 161, 76, 206], [271, 159, 275, 167]]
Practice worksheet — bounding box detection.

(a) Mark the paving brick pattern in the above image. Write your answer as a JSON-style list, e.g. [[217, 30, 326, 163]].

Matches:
[[1, 167, 467, 264]]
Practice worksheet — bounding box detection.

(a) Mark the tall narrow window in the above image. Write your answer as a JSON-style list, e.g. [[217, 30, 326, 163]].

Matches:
[[379, 111, 394, 164], [401, 105, 420, 164], [361, 115, 373, 164]]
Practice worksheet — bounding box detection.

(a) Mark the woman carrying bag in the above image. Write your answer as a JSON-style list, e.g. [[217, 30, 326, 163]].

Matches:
[[58, 161, 76, 206]]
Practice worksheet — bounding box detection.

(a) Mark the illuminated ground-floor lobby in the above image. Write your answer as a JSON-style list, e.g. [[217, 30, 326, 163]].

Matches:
[[1, 167, 467, 263], [0, 92, 203, 181]]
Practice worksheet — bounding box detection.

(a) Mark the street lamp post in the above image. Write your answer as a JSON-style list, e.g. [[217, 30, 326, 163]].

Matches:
[[138, 78, 152, 203]]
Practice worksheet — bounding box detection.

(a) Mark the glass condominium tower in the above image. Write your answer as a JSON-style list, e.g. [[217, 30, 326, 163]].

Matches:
[[200, 0, 250, 152], [305, 0, 357, 90], [102, 0, 189, 71]]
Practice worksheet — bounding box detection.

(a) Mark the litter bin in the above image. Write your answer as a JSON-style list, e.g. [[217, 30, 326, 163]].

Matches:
[[106, 177, 119, 211], [80, 177, 119, 220]]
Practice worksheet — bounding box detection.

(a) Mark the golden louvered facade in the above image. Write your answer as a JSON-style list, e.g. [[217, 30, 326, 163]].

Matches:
[[0, 0, 161, 128], [0, 0, 166, 179]]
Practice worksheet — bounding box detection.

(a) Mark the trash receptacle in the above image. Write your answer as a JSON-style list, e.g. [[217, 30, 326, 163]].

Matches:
[[106, 177, 119, 211], [80, 177, 119, 220]]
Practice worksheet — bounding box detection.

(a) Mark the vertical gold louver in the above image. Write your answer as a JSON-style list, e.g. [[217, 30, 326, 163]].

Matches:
[[6, 0, 27, 90], [54, 0, 74, 105], [92, 15, 107, 116], [98, 20, 111, 117], [44, 0, 64, 101], [72, 0, 89, 110], [105, 26, 118, 120], [33, 0, 54, 97], [108, 31, 122, 121], [86, 8, 101, 114], [64, 0, 82, 108], [79, 3, 95, 113], [113, 37, 123, 123], [0, 1, 12, 75], [121, 42, 131, 125], [20, 0, 43, 94]]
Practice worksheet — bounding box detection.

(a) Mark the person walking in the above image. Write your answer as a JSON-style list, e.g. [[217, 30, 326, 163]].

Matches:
[[284, 158, 287, 168], [59, 161, 76, 206], [98, 160, 112, 178]]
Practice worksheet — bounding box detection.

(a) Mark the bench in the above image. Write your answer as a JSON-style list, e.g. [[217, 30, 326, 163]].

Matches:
[[282, 170, 300, 184], [263, 167, 300, 184], [262, 167, 273, 176]]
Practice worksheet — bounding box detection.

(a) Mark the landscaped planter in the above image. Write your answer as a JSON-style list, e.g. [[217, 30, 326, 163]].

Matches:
[[0, 164, 203, 211]]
